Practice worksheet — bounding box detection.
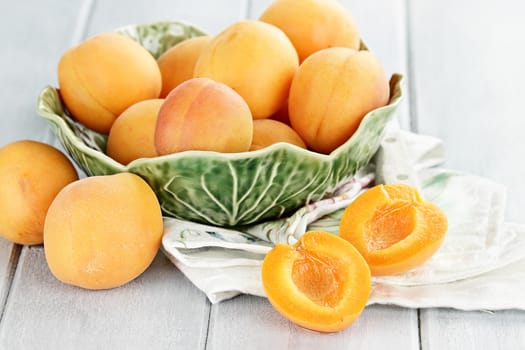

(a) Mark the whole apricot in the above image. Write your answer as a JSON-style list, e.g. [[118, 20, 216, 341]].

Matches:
[[157, 35, 213, 97], [194, 20, 299, 119], [289, 47, 390, 154], [260, 0, 360, 62], [58, 32, 162, 133], [0, 140, 78, 245], [44, 173, 164, 290], [106, 99, 164, 165], [155, 77, 253, 155], [250, 119, 306, 151]]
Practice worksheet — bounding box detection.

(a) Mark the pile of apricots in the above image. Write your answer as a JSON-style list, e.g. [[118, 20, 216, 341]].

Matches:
[[0, 0, 448, 334]]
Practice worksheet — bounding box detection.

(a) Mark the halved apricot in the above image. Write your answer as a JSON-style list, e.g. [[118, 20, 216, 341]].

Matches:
[[262, 230, 371, 333], [339, 183, 448, 276]]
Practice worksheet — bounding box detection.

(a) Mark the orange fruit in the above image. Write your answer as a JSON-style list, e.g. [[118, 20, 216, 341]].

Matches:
[[0, 140, 78, 245], [262, 230, 371, 332], [339, 183, 448, 276]]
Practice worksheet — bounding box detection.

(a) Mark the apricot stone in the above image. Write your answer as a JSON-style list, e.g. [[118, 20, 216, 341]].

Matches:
[[106, 99, 164, 165], [44, 173, 164, 290], [0, 140, 78, 245], [194, 20, 299, 119], [155, 78, 253, 155], [157, 35, 212, 97], [260, 0, 360, 62], [250, 119, 306, 151], [58, 32, 162, 133], [289, 47, 390, 154]]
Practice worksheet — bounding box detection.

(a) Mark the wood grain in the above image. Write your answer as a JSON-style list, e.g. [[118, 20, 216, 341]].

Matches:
[[0, 247, 210, 349]]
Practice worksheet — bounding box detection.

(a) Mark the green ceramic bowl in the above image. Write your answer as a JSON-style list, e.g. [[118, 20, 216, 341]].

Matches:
[[37, 21, 404, 227]]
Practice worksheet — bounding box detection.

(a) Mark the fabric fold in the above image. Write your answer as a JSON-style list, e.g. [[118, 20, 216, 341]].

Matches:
[[161, 126, 525, 309]]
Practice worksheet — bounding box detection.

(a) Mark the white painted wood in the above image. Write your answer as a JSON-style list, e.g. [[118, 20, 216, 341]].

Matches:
[[0, 0, 91, 145], [86, 0, 248, 37], [207, 295, 419, 350], [0, 247, 210, 349], [408, 0, 525, 222], [410, 1, 525, 349], [0, 241, 18, 316], [420, 309, 525, 349]]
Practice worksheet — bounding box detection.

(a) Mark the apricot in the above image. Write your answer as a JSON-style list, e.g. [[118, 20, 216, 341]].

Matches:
[[157, 35, 212, 97], [194, 20, 299, 119], [250, 119, 306, 151], [155, 77, 253, 155], [0, 140, 78, 245], [43, 173, 164, 290], [262, 231, 371, 332], [106, 99, 163, 165], [288, 47, 390, 154], [339, 184, 448, 276], [58, 32, 162, 133], [259, 0, 360, 62]]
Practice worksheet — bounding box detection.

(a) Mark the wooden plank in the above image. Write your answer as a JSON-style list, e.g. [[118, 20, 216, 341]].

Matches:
[[0, 247, 210, 349], [420, 309, 525, 349], [409, 1, 525, 349], [206, 295, 419, 350], [86, 0, 248, 37], [408, 0, 525, 221], [0, 0, 91, 145], [0, 242, 19, 318]]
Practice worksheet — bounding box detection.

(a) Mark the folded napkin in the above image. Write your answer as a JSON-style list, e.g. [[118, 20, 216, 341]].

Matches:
[[161, 125, 525, 310]]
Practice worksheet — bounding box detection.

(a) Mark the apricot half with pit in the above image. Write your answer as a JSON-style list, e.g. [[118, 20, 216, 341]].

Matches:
[[339, 183, 448, 276], [262, 230, 371, 333]]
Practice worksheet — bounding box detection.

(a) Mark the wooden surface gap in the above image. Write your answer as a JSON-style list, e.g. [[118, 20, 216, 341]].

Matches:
[[70, 0, 97, 45], [404, 0, 418, 133], [0, 245, 22, 326]]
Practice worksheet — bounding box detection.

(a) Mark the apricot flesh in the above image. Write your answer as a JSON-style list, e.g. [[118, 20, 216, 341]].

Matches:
[[157, 35, 213, 97], [155, 77, 253, 155], [250, 119, 306, 151], [58, 32, 162, 133], [106, 98, 164, 165], [262, 230, 371, 332], [194, 20, 299, 119], [43, 173, 164, 290], [260, 0, 360, 62], [0, 140, 78, 245], [288, 47, 390, 154], [339, 184, 448, 276]]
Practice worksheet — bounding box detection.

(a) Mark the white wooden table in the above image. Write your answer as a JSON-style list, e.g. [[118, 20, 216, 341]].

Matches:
[[1, 0, 525, 348]]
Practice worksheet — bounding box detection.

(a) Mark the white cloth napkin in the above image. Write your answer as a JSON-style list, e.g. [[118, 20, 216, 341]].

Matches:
[[161, 126, 525, 310]]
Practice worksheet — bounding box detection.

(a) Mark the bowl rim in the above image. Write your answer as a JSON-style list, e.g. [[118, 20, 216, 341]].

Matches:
[[37, 73, 403, 171], [36, 19, 404, 172]]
